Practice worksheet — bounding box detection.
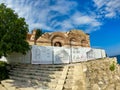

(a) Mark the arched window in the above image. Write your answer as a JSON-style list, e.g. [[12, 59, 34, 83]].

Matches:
[[54, 42, 62, 47], [81, 40, 87, 47], [70, 38, 78, 44], [81, 40, 86, 43]]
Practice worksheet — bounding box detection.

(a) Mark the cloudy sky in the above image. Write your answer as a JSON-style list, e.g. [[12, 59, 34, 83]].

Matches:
[[0, 0, 120, 56]]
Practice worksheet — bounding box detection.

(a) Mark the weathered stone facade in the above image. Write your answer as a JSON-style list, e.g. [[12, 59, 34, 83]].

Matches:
[[27, 30, 90, 47], [83, 58, 120, 90]]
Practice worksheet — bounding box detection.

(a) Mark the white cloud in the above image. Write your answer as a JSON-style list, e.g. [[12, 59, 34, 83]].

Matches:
[[105, 12, 116, 18], [93, 0, 120, 18], [72, 13, 98, 25], [0, 0, 79, 32], [30, 23, 52, 31], [70, 12, 102, 33], [50, 0, 77, 15], [93, 0, 107, 9], [1, 0, 114, 33]]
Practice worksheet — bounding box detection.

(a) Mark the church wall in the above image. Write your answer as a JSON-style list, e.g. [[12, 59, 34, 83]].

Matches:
[[27, 30, 91, 47], [36, 42, 51, 46], [3, 45, 106, 64]]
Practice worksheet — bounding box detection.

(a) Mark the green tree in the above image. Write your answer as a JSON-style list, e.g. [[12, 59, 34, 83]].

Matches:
[[0, 3, 30, 57], [32, 29, 43, 45]]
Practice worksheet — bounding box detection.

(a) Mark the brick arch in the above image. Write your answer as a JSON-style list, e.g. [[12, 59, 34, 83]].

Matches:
[[69, 37, 80, 46], [50, 32, 67, 46], [51, 36, 65, 46], [81, 39, 87, 43], [69, 37, 79, 42], [50, 32, 67, 40], [81, 39, 88, 47], [69, 36, 81, 44]]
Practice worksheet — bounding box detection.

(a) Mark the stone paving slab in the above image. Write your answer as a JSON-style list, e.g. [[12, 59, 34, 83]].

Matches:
[[0, 84, 6, 90]]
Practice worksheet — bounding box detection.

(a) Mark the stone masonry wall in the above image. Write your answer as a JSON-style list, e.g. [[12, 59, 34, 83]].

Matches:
[[82, 57, 120, 90]]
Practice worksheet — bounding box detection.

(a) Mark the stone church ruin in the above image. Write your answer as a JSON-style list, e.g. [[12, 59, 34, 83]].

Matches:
[[27, 29, 90, 47]]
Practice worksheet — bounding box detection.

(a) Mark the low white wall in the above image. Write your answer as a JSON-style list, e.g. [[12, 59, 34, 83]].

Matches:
[[0, 51, 31, 64], [32, 46, 53, 64], [54, 47, 70, 64], [0, 46, 106, 64], [32, 45, 106, 64]]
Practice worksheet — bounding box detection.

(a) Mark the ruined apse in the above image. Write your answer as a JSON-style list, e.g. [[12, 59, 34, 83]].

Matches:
[[27, 30, 90, 47]]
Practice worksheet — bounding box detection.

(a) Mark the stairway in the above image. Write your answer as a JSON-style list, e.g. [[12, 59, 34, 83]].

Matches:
[[1, 63, 87, 90], [63, 65, 74, 90], [62, 63, 87, 90], [1, 64, 66, 90]]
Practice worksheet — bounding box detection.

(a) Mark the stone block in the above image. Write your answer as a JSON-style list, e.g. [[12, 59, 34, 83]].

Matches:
[[116, 85, 120, 90], [91, 84, 100, 90], [105, 84, 115, 90]]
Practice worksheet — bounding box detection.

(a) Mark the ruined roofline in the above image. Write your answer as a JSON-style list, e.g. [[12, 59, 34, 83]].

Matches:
[[27, 29, 90, 47]]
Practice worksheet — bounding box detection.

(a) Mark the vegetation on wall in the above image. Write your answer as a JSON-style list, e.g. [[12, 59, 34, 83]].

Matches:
[[0, 61, 9, 81], [0, 3, 30, 58], [109, 61, 116, 71]]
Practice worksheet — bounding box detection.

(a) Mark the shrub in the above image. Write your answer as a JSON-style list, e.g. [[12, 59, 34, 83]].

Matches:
[[0, 61, 9, 81], [109, 61, 116, 71]]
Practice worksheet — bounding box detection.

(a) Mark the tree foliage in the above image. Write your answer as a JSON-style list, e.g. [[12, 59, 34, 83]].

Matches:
[[0, 3, 30, 57], [32, 29, 43, 45], [35, 29, 43, 40], [0, 61, 9, 80]]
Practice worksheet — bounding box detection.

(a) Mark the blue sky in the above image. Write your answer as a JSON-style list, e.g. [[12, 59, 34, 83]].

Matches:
[[0, 0, 120, 56]]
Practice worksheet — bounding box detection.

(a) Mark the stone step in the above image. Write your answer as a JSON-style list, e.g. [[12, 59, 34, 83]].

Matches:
[[9, 72, 61, 80], [9, 71, 61, 78], [1, 79, 56, 90], [14, 64, 65, 68], [7, 64, 69, 90], [12, 67, 64, 71], [9, 74, 57, 82], [10, 69, 62, 75], [10, 68, 62, 75], [12, 66, 64, 71], [1, 79, 32, 89], [13, 67, 63, 71], [0, 84, 6, 90], [9, 76, 58, 88]]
